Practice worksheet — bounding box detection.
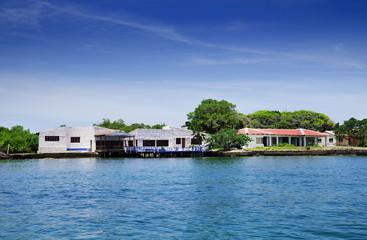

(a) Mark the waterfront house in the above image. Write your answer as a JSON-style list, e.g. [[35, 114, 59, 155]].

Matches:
[[128, 126, 208, 152], [318, 131, 337, 146], [38, 126, 134, 153], [238, 128, 331, 148]]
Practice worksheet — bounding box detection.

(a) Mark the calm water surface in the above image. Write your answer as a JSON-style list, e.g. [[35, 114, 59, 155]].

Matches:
[[1, 156, 367, 239]]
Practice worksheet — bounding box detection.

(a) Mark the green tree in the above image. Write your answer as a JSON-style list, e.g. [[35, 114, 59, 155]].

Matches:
[[244, 110, 334, 132], [151, 124, 166, 129], [244, 110, 282, 128], [0, 125, 38, 153], [94, 118, 127, 131], [94, 118, 165, 133], [187, 99, 244, 134], [206, 128, 252, 151], [335, 118, 367, 147]]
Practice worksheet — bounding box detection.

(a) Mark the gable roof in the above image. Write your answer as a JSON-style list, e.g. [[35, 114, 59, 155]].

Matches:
[[237, 128, 329, 136], [129, 126, 208, 139]]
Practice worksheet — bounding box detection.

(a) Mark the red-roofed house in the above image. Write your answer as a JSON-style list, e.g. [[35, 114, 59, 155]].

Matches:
[[237, 128, 331, 148]]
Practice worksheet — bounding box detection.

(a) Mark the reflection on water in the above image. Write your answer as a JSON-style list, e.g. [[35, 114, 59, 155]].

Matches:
[[1, 156, 367, 239]]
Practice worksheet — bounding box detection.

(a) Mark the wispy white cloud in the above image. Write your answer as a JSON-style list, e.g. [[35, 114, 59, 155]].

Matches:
[[331, 43, 348, 54], [0, 2, 43, 28], [4, 0, 365, 70], [192, 57, 278, 66], [226, 20, 281, 31], [37, 1, 271, 55]]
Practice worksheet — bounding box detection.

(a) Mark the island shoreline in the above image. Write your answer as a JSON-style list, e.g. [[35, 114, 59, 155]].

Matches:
[[1, 147, 367, 160]]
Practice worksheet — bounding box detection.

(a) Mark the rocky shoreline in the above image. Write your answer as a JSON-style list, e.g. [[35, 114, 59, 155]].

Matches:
[[0, 152, 99, 160], [207, 147, 367, 157], [1, 147, 367, 160]]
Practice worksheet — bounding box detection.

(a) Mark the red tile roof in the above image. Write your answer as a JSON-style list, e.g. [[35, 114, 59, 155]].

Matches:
[[237, 128, 329, 136]]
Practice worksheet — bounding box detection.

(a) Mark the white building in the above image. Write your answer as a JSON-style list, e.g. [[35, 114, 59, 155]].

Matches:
[[238, 128, 331, 148], [318, 131, 336, 146], [38, 126, 133, 153], [129, 126, 208, 149]]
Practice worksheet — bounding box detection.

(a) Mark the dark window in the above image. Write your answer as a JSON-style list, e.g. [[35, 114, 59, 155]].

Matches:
[[176, 138, 181, 144], [191, 137, 202, 145], [71, 137, 80, 143], [128, 140, 134, 147], [45, 136, 59, 141], [318, 138, 322, 143], [157, 140, 169, 147], [329, 138, 334, 143], [143, 140, 155, 147]]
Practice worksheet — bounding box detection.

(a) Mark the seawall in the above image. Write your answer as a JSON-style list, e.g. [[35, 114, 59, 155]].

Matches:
[[0, 152, 99, 160], [207, 147, 367, 157], [1, 147, 367, 160]]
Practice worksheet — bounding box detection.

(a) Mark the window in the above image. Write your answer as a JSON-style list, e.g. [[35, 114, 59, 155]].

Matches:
[[176, 138, 181, 144], [318, 138, 322, 143], [191, 137, 202, 145], [71, 137, 80, 143], [143, 140, 155, 147], [329, 138, 334, 143], [128, 140, 134, 147], [256, 138, 262, 144], [157, 140, 169, 147], [45, 136, 59, 141]]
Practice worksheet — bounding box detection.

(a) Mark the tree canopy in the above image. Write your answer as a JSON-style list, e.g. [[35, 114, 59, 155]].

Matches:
[[244, 110, 334, 132], [334, 117, 367, 147], [0, 125, 38, 153], [187, 99, 244, 134], [93, 118, 165, 133], [206, 128, 252, 151]]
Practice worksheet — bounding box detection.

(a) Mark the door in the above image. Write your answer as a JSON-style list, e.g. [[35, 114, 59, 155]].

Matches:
[[182, 138, 185, 148]]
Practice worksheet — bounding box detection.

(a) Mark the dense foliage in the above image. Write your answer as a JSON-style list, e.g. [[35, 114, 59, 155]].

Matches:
[[187, 99, 245, 134], [0, 126, 38, 153], [334, 118, 367, 147], [244, 110, 334, 132], [206, 129, 252, 151], [93, 118, 165, 133]]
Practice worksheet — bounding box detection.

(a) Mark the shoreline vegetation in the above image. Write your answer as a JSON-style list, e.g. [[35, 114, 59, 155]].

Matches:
[[1, 99, 367, 155], [1, 147, 367, 160]]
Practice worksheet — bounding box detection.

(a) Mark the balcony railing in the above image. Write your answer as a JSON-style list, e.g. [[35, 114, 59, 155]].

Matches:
[[125, 146, 205, 153]]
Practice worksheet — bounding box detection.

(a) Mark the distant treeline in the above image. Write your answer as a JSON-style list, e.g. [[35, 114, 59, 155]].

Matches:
[[334, 118, 367, 147], [243, 110, 334, 132], [187, 99, 335, 134], [93, 118, 165, 133], [0, 126, 38, 153], [1, 99, 366, 154]]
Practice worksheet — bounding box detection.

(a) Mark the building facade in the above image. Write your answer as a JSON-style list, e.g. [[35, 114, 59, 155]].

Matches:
[[38, 126, 133, 153], [238, 128, 331, 148], [129, 126, 207, 149]]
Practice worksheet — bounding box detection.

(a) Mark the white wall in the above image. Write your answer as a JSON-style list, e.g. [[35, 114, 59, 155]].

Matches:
[[318, 135, 336, 146], [38, 127, 95, 153], [246, 135, 265, 148]]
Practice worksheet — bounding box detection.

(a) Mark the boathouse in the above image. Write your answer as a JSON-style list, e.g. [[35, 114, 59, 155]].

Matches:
[[238, 128, 331, 148], [127, 126, 208, 153], [38, 126, 134, 153]]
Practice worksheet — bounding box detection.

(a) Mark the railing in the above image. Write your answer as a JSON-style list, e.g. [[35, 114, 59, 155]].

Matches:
[[125, 146, 206, 153], [96, 146, 124, 151]]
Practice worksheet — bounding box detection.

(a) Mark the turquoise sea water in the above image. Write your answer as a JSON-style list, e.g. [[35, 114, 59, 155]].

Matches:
[[1, 156, 367, 239]]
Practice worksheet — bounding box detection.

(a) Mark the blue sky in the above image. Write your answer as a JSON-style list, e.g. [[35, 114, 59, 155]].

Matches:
[[1, 0, 366, 132]]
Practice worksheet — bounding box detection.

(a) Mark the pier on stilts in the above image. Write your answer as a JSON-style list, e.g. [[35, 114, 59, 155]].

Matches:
[[98, 146, 205, 158]]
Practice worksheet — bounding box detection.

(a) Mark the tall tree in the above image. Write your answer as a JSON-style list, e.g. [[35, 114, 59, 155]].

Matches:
[[244, 110, 334, 132], [93, 118, 164, 133], [334, 118, 367, 147], [187, 99, 244, 134], [0, 125, 38, 153]]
